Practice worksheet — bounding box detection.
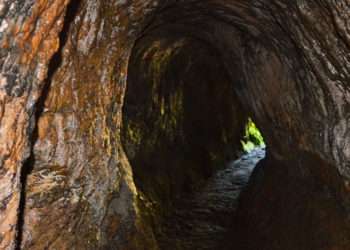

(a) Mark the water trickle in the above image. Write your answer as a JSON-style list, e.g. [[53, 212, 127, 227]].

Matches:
[[158, 148, 266, 250]]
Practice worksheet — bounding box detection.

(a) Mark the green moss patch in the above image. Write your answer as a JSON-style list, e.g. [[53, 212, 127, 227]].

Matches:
[[241, 118, 265, 152]]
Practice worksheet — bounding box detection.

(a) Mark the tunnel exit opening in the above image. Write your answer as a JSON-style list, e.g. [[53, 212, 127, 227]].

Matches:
[[241, 118, 265, 153]]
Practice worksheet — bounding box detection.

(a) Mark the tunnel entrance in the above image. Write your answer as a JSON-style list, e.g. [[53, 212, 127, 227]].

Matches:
[[121, 30, 267, 249]]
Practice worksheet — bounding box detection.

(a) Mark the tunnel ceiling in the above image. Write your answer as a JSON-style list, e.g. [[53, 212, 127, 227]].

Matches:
[[0, 0, 349, 249]]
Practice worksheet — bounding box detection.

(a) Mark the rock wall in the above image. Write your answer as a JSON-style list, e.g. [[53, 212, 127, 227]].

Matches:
[[0, 1, 71, 248], [20, 1, 163, 249], [0, 0, 161, 249], [0, 0, 349, 249]]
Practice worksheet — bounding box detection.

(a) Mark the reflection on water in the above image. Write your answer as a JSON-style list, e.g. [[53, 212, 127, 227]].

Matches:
[[158, 148, 266, 250]]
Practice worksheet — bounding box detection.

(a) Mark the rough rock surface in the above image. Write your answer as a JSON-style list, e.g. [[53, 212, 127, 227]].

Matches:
[[0, 1, 70, 248], [0, 0, 349, 249]]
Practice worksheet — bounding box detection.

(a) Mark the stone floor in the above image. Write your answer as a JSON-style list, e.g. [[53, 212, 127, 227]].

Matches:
[[158, 148, 266, 250]]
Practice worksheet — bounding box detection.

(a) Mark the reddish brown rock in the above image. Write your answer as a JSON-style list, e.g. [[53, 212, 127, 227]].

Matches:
[[0, 1, 69, 249], [0, 0, 349, 249]]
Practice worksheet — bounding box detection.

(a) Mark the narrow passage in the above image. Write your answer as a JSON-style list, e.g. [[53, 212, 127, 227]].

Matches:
[[158, 148, 266, 250]]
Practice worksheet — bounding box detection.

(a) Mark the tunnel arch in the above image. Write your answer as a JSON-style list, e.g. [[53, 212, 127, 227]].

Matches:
[[136, 2, 350, 181], [0, 1, 349, 249], [121, 3, 350, 249]]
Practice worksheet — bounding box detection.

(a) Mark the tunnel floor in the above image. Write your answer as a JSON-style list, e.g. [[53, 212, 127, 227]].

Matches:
[[157, 147, 266, 250]]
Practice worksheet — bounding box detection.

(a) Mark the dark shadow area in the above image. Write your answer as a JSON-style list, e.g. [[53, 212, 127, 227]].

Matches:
[[122, 35, 247, 203], [230, 151, 350, 250]]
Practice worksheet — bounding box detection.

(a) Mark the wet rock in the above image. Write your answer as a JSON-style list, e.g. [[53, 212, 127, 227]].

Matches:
[[0, 0, 70, 248], [0, 0, 349, 249]]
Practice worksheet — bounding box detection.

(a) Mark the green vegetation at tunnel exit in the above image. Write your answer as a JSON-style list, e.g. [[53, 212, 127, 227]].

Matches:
[[241, 118, 265, 152]]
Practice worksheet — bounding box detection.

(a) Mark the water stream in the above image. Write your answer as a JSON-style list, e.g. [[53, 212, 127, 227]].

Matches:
[[158, 148, 266, 250]]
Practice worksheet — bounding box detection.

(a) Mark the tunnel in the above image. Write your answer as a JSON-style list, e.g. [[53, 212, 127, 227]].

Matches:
[[122, 34, 248, 202], [0, 1, 350, 250], [121, 33, 256, 249], [119, 6, 350, 249]]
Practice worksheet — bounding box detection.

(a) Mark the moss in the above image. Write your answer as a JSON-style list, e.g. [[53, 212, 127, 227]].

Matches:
[[126, 122, 142, 146], [241, 118, 265, 152]]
